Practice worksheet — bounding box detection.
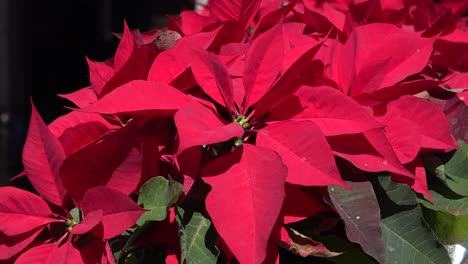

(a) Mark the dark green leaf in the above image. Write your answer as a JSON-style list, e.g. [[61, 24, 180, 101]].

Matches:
[[423, 140, 468, 196], [176, 206, 219, 264], [373, 176, 451, 264], [421, 207, 468, 244], [137, 176, 184, 225], [70, 207, 81, 223], [418, 186, 468, 244]]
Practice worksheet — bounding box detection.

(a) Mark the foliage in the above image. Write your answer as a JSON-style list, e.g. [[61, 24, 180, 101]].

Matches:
[[1, 0, 468, 263]]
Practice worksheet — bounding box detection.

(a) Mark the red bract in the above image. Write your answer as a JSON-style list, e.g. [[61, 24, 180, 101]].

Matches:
[[3, 0, 467, 263]]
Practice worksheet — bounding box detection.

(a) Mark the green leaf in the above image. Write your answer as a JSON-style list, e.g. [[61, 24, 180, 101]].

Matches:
[[373, 176, 451, 264], [327, 181, 384, 263], [176, 206, 219, 264], [418, 186, 468, 244], [418, 187, 468, 216], [137, 176, 184, 225], [443, 140, 468, 196], [421, 207, 468, 244], [423, 140, 468, 196], [70, 207, 81, 222]]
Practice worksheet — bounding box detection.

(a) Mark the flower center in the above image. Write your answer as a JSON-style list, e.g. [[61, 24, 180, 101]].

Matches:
[[234, 115, 250, 129], [66, 218, 78, 232]]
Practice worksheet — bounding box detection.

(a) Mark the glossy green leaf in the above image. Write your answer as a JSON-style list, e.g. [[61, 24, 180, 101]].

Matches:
[[421, 207, 468, 244], [444, 140, 468, 196], [418, 186, 468, 244], [423, 140, 468, 196], [176, 206, 219, 264], [137, 176, 184, 225], [373, 176, 451, 264]]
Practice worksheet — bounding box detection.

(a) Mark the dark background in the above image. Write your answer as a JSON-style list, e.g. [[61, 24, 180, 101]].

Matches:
[[0, 0, 194, 185]]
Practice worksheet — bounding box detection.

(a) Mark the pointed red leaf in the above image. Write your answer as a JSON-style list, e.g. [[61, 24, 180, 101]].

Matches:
[[302, 2, 346, 33], [60, 122, 141, 203], [22, 102, 67, 205], [275, 86, 382, 136], [210, 0, 261, 29], [174, 104, 244, 154], [337, 24, 435, 94], [243, 23, 284, 110], [0, 187, 58, 236], [190, 49, 237, 113], [202, 144, 287, 264], [114, 22, 136, 72], [47, 111, 111, 156], [384, 96, 457, 152], [349, 56, 391, 97], [147, 29, 221, 84], [257, 120, 346, 187], [71, 210, 103, 235], [0, 228, 45, 260], [87, 58, 114, 96], [51, 240, 84, 264], [14, 244, 57, 264], [251, 1, 296, 39], [378, 116, 421, 164], [180, 11, 215, 35], [81, 80, 195, 116], [254, 42, 323, 119], [81, 187, 146, 239], [48, 111, 111, 139], [58, 86, 97, 108], [329, 129, 412, 176], [369, 79, 442, 102], [392, 157, 433, 201], [344, 0, 386, 33], [175, 147, 203, 194]]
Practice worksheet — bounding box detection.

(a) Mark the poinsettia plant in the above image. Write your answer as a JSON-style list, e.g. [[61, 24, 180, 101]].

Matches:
[[2, 0, 468, 263]]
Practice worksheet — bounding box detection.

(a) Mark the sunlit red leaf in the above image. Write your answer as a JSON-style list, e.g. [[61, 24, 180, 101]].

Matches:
[[383, 96, 457, 152], [60, 121, 141, 203], [190, 49, 237, 112], [210, 0, 261, 29], [22, 102, 67, 205], [174, 104, 244, 154], [48, 111, 111, 156], [81, 187, 146, 239], [0, 187, 58, 236], [71, 210, 103, 235], [254, 42, 323, 119], [14, 243, 57, 264], [337, 24, 434, 95], [147, 29, 221, 84], [243, 23, 284, 110], [202, 144, 287, 264], [48, 240, 83, 264], [271, 86, 382, 136], [81, 80, 195, 116], [329, 129, 412, 176], [58, 86, 97, 108], [257, 120, 346, 187]]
